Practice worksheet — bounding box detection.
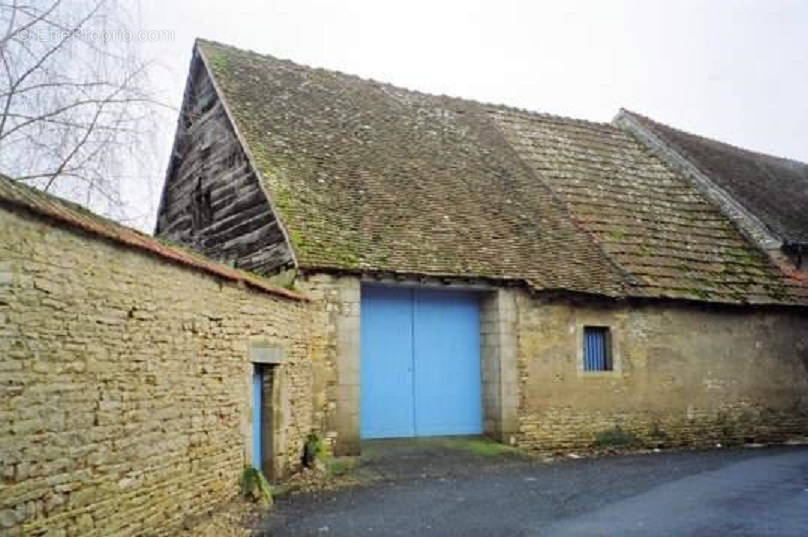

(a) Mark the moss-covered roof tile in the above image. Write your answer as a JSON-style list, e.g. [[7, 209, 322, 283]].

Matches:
[[197, 39, 807, 306]]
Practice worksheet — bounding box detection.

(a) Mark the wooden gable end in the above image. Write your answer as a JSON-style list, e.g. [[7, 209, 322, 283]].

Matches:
[[155, 50, 294, 275]]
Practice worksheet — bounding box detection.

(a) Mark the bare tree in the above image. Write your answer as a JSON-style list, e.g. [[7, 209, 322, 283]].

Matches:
[[0, 0, 168, 222]]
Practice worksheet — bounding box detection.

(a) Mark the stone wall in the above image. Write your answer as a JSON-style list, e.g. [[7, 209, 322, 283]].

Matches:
[[0, 206, 322, 536], [515, 290, 808, 450], [290, 275, 808, 454], [296, 273, 359, 456], [480, 289, 519, 443]]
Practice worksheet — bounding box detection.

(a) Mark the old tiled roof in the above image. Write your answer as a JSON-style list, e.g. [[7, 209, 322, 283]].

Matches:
[[490, 110, 807, 304], [197, 39, 625, 297], [619, 110, 808, 245], [196, 39, 807, 305], [0, 175, 304, 300]]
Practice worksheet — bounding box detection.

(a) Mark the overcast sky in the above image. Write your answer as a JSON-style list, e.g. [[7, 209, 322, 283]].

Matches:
[[133, 0, 808, 229]]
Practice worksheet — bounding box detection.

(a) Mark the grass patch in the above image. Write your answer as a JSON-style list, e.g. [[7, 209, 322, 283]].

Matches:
[[303, 433, 326, 468], [239, 466, 272, 506], [446, 437, 520, 457]]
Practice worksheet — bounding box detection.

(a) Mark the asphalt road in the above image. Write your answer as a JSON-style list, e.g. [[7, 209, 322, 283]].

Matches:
[[260, 443, 808, 536]]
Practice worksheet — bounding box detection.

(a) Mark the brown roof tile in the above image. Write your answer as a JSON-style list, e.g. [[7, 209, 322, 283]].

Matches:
[[196, 39, 807, 306], [489, 108, 807, 304], [197, 39, 626, 296], [620, 110, 808, 245]]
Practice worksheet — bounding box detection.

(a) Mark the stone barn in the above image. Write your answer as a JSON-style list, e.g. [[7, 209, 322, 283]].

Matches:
[[3, 35, 808, 537], [156, 39, 808, 456]]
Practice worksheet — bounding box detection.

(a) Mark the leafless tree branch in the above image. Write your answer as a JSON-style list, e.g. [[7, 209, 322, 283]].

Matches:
[[0, 0, 171, 227]]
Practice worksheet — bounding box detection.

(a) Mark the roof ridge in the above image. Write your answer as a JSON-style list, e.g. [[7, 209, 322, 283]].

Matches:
[[619, 108, 808, 168], [195, 37, 611, 129], [485, 102, 614, 129], [196, 38, 450, 102]]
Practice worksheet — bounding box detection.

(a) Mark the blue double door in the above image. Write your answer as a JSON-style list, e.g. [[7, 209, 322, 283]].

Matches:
[[360, 285, 482, 439]]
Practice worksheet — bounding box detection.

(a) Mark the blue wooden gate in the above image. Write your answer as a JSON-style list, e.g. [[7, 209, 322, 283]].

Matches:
[[360, 286, 415, 438], [360, 285, 482, 439]]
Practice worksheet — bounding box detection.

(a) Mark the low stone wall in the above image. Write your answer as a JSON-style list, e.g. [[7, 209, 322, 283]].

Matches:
[[515, 291, 808, 450], [0, 206, 321, 536]]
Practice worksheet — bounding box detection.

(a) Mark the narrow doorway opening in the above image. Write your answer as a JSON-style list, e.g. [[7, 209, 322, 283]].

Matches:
[[252, 364, 277, 482]]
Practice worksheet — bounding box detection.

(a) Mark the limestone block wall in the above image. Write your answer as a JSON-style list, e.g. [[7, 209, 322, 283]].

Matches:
[[480, 289, 519, 443], [515, 290, 808, 450], [0, 207, 323, 536], [296, 273, 359, 455]]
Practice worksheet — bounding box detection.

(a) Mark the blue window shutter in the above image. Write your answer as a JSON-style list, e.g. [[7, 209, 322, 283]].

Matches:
[[584, 327, 610, 371]]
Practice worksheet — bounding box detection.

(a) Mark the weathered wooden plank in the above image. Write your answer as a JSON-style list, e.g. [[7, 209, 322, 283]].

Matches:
[[155, 57, 293, 275], [219, 222, 281, 252], [204, 200, 266, 234], [206, 211, 274, 244], [240, 243, 296, 271], [159, 213, 192, 237]]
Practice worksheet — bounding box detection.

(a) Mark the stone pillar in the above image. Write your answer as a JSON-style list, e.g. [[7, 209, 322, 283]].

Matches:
[[299, 273, 361, 455], [480, 288, 519, 443], [333, 279, 360, 455]]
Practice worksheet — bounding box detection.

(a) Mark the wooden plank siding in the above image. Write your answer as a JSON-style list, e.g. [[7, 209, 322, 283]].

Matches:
[[155, 53, 294, 275]]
